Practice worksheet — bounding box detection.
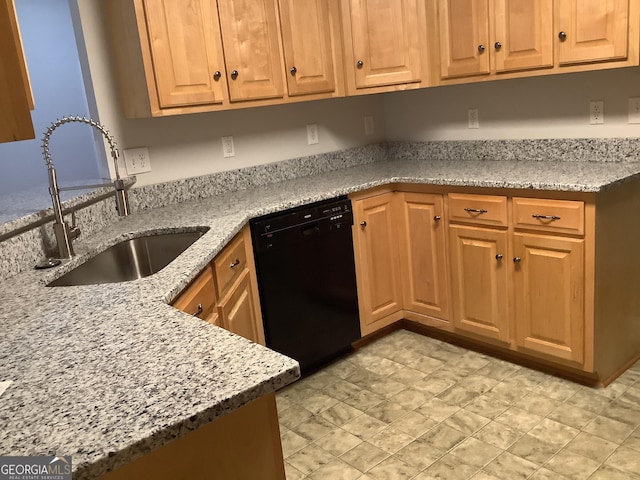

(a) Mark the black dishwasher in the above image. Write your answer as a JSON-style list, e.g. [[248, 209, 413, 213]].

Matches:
[[250, 196, 361, 374]]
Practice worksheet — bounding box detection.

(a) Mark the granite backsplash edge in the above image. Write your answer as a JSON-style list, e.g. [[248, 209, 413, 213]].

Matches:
[[2, 138, 640, 281]]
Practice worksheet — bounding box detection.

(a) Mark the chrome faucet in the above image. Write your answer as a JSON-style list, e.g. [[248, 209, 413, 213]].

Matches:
[[42, 115, 133, 259]]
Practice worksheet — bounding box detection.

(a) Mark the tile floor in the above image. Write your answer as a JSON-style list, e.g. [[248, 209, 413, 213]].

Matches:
[[276, 329, 640, 480]]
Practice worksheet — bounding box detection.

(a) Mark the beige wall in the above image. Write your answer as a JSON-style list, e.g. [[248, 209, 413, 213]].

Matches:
[[383, 68, 640, 141], [76, 0, 385, 187]]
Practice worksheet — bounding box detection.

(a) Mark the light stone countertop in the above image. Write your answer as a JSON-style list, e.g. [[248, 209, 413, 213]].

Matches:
[[2, 155, 640, 479]]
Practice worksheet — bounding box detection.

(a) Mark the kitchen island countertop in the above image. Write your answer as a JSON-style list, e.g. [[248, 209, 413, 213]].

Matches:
[[1, 153, 640, 479]]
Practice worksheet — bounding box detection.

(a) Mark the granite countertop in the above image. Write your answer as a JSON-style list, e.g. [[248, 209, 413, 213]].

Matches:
[[2, 155, 640, 479]]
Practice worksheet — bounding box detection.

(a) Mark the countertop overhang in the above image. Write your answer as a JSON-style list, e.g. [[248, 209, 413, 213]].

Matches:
[[1, 155, 640, 479]]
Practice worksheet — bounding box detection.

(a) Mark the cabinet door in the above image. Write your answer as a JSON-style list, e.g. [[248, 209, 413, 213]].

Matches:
[[556, 0, 629, 65], [278, 0, 339, 96], [493, 0, 554, 73], [353, 193, 403, 334], [449, 225, 509, 342], [513, 233, 585, 364], [437, 0, 490, 79], [219, 270, 263, 344], [398, 192, 449, 322], [142, 0, 227, 108], [217, 0, 284, 101], [345, 0, 422, 88], [0, 0, 34, 143]]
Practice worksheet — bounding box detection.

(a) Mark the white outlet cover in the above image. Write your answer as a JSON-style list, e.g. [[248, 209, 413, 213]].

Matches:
[[468, 109, 480, 129], [629, 97, 640, 124], [123, 147, 151, 174], [306, 124, 319, 145]]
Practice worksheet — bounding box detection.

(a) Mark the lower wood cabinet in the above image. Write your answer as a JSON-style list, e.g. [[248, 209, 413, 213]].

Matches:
[[351, 191, 404, 335], [348, 185, 640, 384], [397, 192, 450, 326], [513, 232, 585, 363], [172, 226, 265, 345], [449, 224, 509, 343], [100, 394, 285, 480]]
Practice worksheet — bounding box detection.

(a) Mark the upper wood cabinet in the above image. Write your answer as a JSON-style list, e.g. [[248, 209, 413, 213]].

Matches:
[[142, 0, 227, 108], [493, 0, 554, 73], [433, 0, 553, 79], [429, 0, 637, 85], [278, 0, 344, 96], [556, 0, 629, 65], [341, 0, 424, 93], [436, 0, 491, 79], [217, 0, 284, 102], [0, 0, 34, 143]]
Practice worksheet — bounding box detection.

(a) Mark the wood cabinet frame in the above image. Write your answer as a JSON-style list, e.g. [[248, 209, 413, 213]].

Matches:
[[351, 181, 640, 385]]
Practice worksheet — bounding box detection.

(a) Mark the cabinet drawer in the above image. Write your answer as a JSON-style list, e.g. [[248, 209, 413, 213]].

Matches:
[[214, 233, 248, 298], [513, 198, 584, 235], [448, 193, 508, 227], [172, 265, 218, 323]]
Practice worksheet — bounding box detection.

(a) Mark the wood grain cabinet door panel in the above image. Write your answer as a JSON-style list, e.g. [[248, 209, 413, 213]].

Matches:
[[353, 193, 403, 333], [493, 0, 554, 73], [437, 0, 490, 78], [217, 0, 285, 101], [143, 0, 227, 108], [398, 192, 449, 321], [346, 0, 422, 88], [449, 225, 510, 342], [513, 233, 585, 364], [278, 0, 338, 96], [556, 0, 629, 65]]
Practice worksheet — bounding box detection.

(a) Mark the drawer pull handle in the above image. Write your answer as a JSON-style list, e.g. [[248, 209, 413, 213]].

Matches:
[[230, 258, 241, 269], [532, 214, 561, 221], [193, 304, 203, 317], [464, 208, 488, 214]]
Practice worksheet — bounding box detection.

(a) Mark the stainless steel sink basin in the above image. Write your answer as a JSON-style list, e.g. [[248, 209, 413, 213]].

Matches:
[[47, 230, 207, 287]]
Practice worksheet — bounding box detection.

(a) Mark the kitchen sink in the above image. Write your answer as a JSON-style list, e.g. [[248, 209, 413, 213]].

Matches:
[[47, 229, 208, 287]]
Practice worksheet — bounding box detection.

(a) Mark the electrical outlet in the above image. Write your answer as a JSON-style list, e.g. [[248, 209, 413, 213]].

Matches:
[[468, 109, 479, 129], [307, 124, 319, 145], [629, 97, 640, 124], [222, 136, 235, 157], [364, 115, 375, 136], [123, 147, 151, 174], [590, 100, 604, 124]]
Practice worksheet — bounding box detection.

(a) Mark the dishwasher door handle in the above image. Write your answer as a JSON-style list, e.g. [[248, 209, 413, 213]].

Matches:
[[301, 222, 320, 237]]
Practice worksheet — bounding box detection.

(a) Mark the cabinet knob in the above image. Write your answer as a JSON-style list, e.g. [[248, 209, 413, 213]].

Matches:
[[290, 66, 297, 75], [513, 257, 522, 263], [230, 258, 241, 269], [494, 42, 502, 50], [360, 221, 367, 227], [496, 254, 503, 261], [192, 304, 204, 318], [434, 215, 441, 222], [357, 60, 364, 69], [478, 44, 486, 53], [231, 70, 239, 80], [213, 71, 221, 81], [558, 31, 567, 41]]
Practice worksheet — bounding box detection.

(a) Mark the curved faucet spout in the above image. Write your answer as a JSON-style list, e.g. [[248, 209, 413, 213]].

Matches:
[[42, 115, 133, 259]]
